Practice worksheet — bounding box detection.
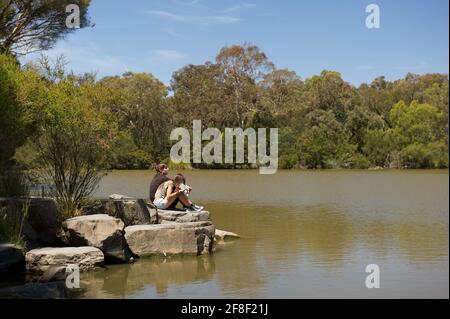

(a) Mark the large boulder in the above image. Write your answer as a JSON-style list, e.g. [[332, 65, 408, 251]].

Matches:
[[158, 209, 211, 223], [0, 244, 25, 275], [26, 246, 104, 277], [82, 199, 158, 226], [125, 221, 215, 256], [0, 281, 71, 299], [0, 197, 65, 249], [62, 214, 131, 263]]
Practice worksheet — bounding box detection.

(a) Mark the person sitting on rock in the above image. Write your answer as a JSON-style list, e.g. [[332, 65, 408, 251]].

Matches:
[[153, 175, 203, 211], [149, 163, 170, 202], [149, 163, 179, 209]]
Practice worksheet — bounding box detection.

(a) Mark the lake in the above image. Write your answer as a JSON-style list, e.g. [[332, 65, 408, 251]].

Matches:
[[78, 169, 449, 298]]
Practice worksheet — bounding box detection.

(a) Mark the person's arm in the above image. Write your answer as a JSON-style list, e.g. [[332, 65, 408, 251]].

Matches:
[[165, 182, 182, 201]]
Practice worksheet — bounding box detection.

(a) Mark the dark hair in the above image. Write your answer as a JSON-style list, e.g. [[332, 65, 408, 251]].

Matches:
[[155, 163, 167, 173], [173, 173, 186, 185]]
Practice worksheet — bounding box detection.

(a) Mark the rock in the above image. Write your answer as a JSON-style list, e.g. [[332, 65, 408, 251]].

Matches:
[[125, 221, 215, 256], [0, 281, 71, 299], [36, 265, 69, 282], [25, 246, 104, 276], [214, 229, 240, 242], [157, 209, 211, 223], [62, 214, 131, 263], [82, 199, 158, 226], [0, 244, 25, 275], [0, 197, 65, 249], [109, 194, 132, 200]]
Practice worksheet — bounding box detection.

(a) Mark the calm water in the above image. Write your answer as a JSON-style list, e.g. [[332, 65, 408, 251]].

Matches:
[[78, 170, 448, 298]]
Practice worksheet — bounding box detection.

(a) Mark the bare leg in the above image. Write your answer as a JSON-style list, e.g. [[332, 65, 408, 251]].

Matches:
[[177, 192, 192, 207], [164, 192, 192, 209]]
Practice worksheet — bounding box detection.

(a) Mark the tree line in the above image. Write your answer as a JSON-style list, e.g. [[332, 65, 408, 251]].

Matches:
[[1, 44, 449, 179]]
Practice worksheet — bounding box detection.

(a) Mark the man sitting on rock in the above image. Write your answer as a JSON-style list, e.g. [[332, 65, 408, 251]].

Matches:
[[149, 163, 203, 211]]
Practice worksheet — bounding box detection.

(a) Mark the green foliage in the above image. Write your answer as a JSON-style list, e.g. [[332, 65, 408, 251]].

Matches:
[[108, 131, 153, 169], [33, 78, 110, 218], [400, 142, 448, 169], [0, 199, 29, 249], [1, 44, 449, 182]]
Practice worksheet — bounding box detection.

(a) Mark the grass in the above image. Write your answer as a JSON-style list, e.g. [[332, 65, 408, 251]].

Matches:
[[0, 199, 30, 251]]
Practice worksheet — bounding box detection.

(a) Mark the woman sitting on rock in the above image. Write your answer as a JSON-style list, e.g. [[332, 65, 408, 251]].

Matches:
[[153, 174, 203, 211]]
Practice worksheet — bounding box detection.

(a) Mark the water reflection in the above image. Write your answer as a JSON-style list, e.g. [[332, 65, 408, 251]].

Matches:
[[80, 255, 216, 298]]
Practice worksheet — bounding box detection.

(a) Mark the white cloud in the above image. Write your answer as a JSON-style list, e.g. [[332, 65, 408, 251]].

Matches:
[[146, 10, 241, 25], [224, 3, 256, 12], [20, 42, 129, 77]]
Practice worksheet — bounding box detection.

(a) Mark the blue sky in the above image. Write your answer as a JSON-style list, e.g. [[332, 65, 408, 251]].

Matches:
[[22, 0, 449, 86]]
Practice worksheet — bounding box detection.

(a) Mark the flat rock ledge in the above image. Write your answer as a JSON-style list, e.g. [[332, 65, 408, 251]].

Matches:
[[25, 246, 104, 276], [158, 209, 211, 223], [62, 214, 131, 263], [125, 221, 215, 256]]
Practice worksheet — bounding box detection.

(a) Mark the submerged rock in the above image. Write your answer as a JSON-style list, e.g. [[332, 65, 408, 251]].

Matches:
[[0, 244, 25, 275], [62, 214, 131, 263], [25, 246, 104, 276], [124, 221, 215, 256], [214, 229, 240, 242]]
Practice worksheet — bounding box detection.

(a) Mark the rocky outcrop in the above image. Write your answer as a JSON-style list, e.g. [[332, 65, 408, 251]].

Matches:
[[62, 214, 131, 263], [0, 197, 65, 250], [158, 209, 211, 223], [0, 244, 25, 275], [214, 229, 240, 242], [82, 199, 158, 226], [125, 221, 215, 256], [0, 281, 72, 299], [25, 246, 104, 276]]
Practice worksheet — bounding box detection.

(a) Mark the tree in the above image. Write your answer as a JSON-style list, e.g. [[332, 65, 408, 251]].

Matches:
[[0, 53, 24, 170], [0, 53, 41, 195], [357, 77, 395, 126], [297, 109, 349, 168], [94, 72, 170, 164], [304, 70, 354, 123], [170, 62, 230, 128], [216, 43, 275, 128], [0, 0, 91, 55], [29, 77, 109, 217], [259, 69, 304, 128]]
